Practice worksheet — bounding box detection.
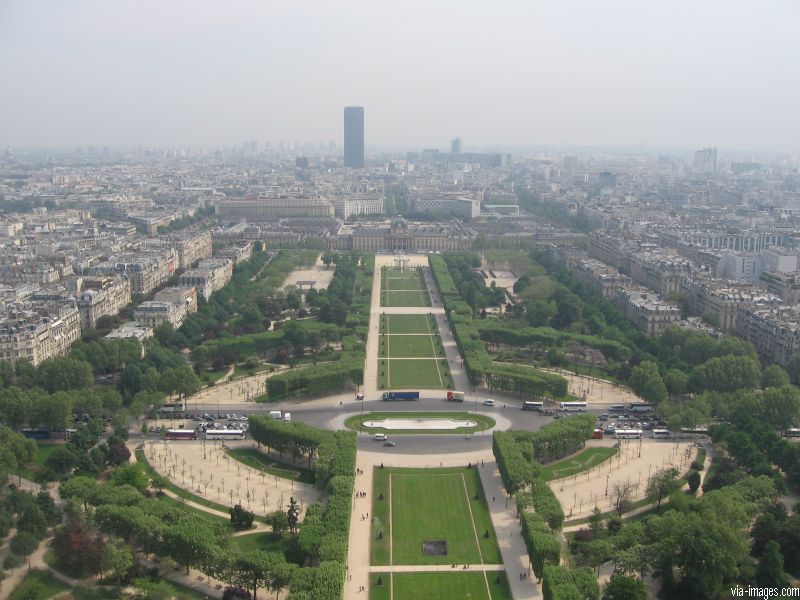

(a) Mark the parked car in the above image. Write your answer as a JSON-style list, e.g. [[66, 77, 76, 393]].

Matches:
[[599, 414, 609, 421]]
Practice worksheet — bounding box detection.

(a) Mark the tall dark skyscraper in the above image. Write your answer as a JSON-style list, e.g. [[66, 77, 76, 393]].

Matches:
[[343, 106, 364, 168]]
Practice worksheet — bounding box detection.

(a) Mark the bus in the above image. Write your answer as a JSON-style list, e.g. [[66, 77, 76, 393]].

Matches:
[[615, 429, 643, 439], [628, 403, 654, 413], [609, 404, 625, 413], [523, 401, 544, 411], [447, 391, 465, 402], [21, 427, 51, 440], [783, 428, 800, 438], [160, 400, 186, 413], [165, 429, 197, 440], [559, 401, 587, 412], [680, 427, 709, 436], [205, 429, 245, 441], [652, 429, 672, 439]]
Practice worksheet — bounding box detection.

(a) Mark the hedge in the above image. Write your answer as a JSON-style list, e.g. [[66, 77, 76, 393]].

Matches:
[[250, 419, 356, 599], [542, 565, 599, 600], [521, 512, 560, 579], [265, 362, 364, 401]]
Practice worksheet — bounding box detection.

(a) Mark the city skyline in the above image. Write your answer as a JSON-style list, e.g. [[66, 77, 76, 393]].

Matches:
[[1, 1, 798, 153]]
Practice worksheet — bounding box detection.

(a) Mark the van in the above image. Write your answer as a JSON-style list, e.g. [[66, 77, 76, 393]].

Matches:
[[374, 433, 387, 441], [268, 410, 282, 419], [283, 412, 292, 422], [356, 393, 364, 401]]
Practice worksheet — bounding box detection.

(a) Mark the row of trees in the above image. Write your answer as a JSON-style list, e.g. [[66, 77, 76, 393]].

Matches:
[[248, 417, 356, 598]]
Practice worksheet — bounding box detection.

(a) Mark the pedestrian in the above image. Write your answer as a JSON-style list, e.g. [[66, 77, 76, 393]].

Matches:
[[492, 496, 495, 502]]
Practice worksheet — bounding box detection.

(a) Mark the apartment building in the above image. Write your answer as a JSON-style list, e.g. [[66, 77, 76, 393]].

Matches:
[[332, 196, 385, 220], [613, 287, 682, 335], [214, 242, 252, 265], [215, 195, 335, 220], [133, 286, 197, 329], [570, 257, 630, 299], [76, 276, 132, 329], [0, 303, 82, 366], [758, 271, 800, 305], [178, 258, 233, 301], [735, 305, 800, 366], [409, 195, 481, 220], [680, 277, 779, 331]]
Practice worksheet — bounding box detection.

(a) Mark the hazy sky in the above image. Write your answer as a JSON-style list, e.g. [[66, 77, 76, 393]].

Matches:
[[1, 0, 798, 153]]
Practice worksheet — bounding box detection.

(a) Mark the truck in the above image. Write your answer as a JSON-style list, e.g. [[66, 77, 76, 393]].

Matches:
[[382, 391, 419, 401], [447, 390, 465, 402]]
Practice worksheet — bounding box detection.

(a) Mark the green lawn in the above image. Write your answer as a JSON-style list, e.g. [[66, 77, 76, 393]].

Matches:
[[381, 290, 430, 307], [381, 314, 436, 335], [8, 570, 70, 600], [229, 531, 290, 553], [540, 447, 618, 481], [17, 443, 60, 481], [227, 448, 316, 484], [379, 358, 451, 389], [385, 277, 424, 291], [380, 334, 443, 359], [345, 412, 495, 434], [198, 366, 229, 385], [372, 467, 501, 566], [370, 571, 512, 600]]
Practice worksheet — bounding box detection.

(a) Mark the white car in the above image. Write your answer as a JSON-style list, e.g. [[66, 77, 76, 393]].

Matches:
[[483, 399, 495, 407]]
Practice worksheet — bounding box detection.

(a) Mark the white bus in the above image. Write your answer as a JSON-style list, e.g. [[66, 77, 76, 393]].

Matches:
[[160, 400, 186, 413], [205, 429, 245, 441], [523, 401, 544, 411], [609, 404, 625, 413], [559, 401, 587, 412], [615, 429, 643, 439], [783, 428, 800, 438], [628, 403, 654, 413], [652, 429, 672, 439]]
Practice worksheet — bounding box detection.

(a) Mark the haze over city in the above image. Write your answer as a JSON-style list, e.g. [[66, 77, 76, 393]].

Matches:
[[1, 0, 798, 152]]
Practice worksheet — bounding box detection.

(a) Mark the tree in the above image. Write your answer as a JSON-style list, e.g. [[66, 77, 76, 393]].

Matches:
[[762, 386, 800, 432], [46, 445, 80, 475], [36, 356, 94, 393], [602, 574, 646, 600], [163, 522, 218, 574], [287, 497, 300, 534], [110, 463, 148, 492], [229, 551, 292, 600], [16, 504, 48, 539], [761, 365, 790, 389], [101, 540, 133, 585], [10, 531, 39, 559], [645, 467, 679, 511], [628, 361, 667, 405], [756, 540, 789, 588], [664, 369, 688, 398], [231, 503, 255, 530], [687, 470, 701, 494], [525, 299, 557, 327], [610, 481, 637, 516], [269, 510, 290, 535], [750, 512, 779, 557], [52, 514, 106, 576]]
